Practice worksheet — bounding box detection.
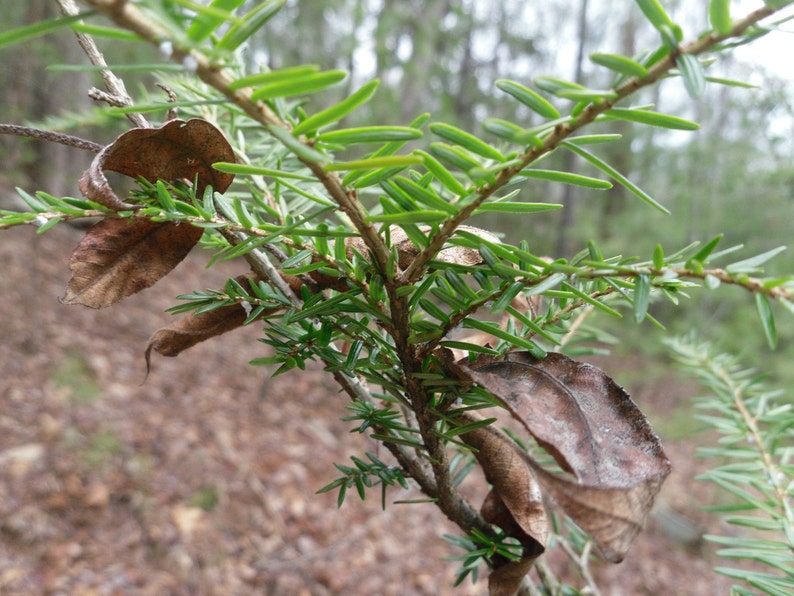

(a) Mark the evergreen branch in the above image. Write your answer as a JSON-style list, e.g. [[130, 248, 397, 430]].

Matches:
[[82, 0, 391, 275], [400, 2, 790, 285], [668, 338, 794, 591], [6, 208, 790, 304], [673, 340, 793, 523], [708, 365, 792, 526], [202, 218, 490, 536], [419, 264, 790, 358]]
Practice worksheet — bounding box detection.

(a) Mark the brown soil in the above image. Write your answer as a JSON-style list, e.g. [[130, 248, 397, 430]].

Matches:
[[0, 224, 740, 595]]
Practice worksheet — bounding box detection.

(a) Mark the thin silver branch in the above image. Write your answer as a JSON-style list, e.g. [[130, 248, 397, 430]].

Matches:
[[55, 0, 149, 128]]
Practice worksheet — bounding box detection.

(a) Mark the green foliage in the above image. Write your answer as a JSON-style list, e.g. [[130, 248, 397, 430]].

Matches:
[[2, 0, 794, 593], [668, 337, 794, 596], [316, 451, 409, 510], [0, 12, 86, 50], [443, 529, 524, 586]]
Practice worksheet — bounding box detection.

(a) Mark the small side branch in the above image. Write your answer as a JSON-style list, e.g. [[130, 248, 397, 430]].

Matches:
[[0, 124, 102, 152], [56, 0, 149, 128]]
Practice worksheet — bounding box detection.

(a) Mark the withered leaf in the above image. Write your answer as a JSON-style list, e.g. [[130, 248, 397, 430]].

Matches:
[[345, 224, 501, 270], [62, 219, 203, 308], [444, 350, 671, 563], [460, 419, 547, 554], [145, 274, 280, 363], [488, 557, 537, 596], [67, 119, 236, 307], [519, 456, 667, 563], [459, 418, 546, 596], [80, 118, 235, 210]]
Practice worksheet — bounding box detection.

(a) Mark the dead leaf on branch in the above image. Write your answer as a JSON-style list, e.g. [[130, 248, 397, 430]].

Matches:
[[519, 455, 667, 563], [459, 419, 547, 596], [79, 118, 235, 211], [65, 119, 236, 308], [62, 219, 204, 308], [461, 421, 547, 554], [145, 274, 276, 362], [488, 556, 538, 596], [443, 350, 671, 564]]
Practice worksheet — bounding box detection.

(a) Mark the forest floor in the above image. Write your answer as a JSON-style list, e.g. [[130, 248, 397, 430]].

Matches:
[[0, 223, 746, 595]]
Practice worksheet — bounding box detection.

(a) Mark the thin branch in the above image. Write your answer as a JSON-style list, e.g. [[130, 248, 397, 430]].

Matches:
[[56, 0, 149, 128], [711, 361, 793, 526], [420, 259, 793, 359], [0, 123, 102, 152], [533, 559, 561, 593], [218, 228, 301, 307], [400, 3, 788, 285], [559, 539, 601, 595]]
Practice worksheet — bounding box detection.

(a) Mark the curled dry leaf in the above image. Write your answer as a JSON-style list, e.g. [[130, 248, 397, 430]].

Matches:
[[488, 557, 538, 596], [66, 119, 236, 308], [443, 350, 671, 563], [460, 418, 547, 553], [145, 274, 279, 364], [62, 219, 204, 308], [79, 118, 235, 210], [458, 416, 546, 596]]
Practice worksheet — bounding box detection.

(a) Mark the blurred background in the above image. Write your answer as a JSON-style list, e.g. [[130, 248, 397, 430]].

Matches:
[[0, 1, 792, 593]]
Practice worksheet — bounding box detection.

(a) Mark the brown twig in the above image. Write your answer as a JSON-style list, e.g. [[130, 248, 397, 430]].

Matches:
[[218, 227, 301, 308], [155, 83, 180, 121], [0, 123, 102, 152]]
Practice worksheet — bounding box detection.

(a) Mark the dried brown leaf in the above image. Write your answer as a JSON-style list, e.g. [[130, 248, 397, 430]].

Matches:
[[67, 119, 236, 307], [62, 219, 203, 308], [443, 350, 671, 563], [460, 420, 547, 553], [520, 455, 667, 563], [460, 419, 546, 596], [80, 118, 235, 210], [488, 557, 537, 596], [145, 275, 278, 363]]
